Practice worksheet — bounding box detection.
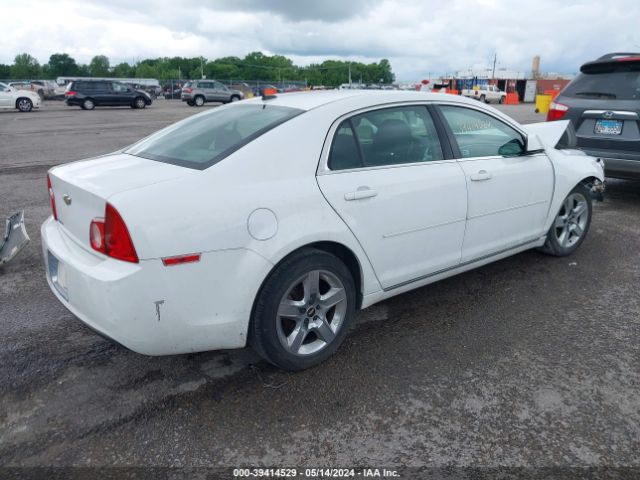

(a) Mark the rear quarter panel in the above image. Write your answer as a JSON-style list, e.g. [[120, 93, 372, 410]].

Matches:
[[108, 109, 383, 297]]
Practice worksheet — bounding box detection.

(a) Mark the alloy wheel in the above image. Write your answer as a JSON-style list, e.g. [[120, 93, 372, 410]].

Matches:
[[276, 270, 348, 356], [18, 99, 32, 112], [553, 192, 589, 248]]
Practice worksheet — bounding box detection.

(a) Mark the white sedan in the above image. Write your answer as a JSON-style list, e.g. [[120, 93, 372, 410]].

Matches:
[[0, 82, 42, 112], [42, 91, 604, 370]]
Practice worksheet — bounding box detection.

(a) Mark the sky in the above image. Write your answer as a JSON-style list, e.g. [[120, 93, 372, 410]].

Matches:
[[1, 0, 639, 80]]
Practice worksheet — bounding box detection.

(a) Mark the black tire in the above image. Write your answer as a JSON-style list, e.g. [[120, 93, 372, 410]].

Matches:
[[16, 98, 33, 112], [194, 95, 205, 107], [499, 96, 505, 104], [249, 248, 356, 371], [82, 98, 95, 110], [480, 94, 487, 103], [230, 95, 241, 102], [186, 100, 195, 107], [539, 183, 592, 257], [133, 96, 147, 109]]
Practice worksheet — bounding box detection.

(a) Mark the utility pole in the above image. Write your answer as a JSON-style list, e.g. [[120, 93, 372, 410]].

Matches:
[[491, 52, 497, 80], [200, 57, 204, 79], [348, 63, 352, 87]]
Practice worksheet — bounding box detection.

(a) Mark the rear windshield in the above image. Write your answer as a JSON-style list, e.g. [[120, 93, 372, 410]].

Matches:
[[125, 104, 303, 169], [563, 67, 640, 100]]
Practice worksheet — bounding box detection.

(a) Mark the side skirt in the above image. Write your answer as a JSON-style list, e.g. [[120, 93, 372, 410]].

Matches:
[[360, 237, 546, 309]]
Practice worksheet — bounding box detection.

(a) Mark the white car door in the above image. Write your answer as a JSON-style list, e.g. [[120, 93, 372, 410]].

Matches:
[[437, 104, 554, 262], [317, 105, 468, 289]]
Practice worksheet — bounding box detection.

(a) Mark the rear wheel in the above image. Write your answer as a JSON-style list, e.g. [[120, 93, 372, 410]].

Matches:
[[16, 98, 33, 112], [81, 98, 95, 110], [250, 249, 356, 371], [194, 95, 205, 107], [539, 184, 592, 256]]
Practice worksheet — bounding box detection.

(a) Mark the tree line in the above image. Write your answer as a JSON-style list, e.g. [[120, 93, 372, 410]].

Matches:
[[0, 52, 395, 87]]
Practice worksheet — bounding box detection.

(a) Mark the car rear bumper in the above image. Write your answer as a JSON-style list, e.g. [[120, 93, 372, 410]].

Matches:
[[41, 217, 272, 355], [579, 148, 640, 179]]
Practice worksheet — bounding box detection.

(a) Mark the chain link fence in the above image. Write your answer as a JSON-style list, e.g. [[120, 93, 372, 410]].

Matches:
[[159, 79, 309, 100]]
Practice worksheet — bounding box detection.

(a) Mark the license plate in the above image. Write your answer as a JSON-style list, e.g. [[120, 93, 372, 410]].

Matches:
[[594, 119, 623, 135], [47, 250, 68, 300]]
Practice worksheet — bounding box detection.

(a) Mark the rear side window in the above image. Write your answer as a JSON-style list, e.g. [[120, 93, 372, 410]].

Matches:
[[563, 65, 640, 100], [125, 104, 303, 169], [328, 106, 444, 170], [328, 122, 362, 170]]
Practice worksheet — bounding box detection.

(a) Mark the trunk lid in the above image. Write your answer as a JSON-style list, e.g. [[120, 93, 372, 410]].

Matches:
[[48, 153, 193, 250]]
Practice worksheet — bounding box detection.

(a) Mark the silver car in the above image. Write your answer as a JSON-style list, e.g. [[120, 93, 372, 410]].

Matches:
[[181, 80, 244, 106]]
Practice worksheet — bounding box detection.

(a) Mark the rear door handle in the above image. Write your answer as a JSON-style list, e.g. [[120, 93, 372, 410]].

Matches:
[[470, 170, 492, 181], [344, 187, 378, 201]]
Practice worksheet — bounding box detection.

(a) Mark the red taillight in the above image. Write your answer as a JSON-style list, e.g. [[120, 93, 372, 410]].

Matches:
[[90, 203, 138, 263], [183, 87, 192, 93], [162, 254, 201, 266], [546, 101, 569, 121], [47, 174, 58, 220], [65, 90, 77, 97]]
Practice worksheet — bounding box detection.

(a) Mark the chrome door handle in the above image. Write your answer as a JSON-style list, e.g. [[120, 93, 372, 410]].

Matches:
[[470, 170, 492, 181], [344, 187, 378, 201]]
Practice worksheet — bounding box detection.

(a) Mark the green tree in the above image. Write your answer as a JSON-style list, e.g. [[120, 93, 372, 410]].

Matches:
[[0, 64, 10, 79], [47, 53, 79, 78], [11, 53, 40, 79], [112, 62, 135, 77], [89, 55, 110, 77], [135, 63, 158, 78]]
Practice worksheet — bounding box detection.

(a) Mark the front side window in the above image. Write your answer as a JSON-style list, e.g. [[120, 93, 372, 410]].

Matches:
[[125, 104, 303, 169], [328, 106, 444, 170], [439, 106, 525, 158]]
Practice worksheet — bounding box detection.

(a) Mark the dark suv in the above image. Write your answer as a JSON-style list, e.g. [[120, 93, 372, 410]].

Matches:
[[548, 53, 640, 179], [65, 80, 153, 110]]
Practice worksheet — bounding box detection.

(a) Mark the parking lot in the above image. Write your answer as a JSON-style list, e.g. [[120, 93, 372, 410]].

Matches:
[[1, 99, 639, 472]]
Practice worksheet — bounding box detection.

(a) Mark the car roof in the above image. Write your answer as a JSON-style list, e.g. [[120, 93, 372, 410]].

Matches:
[[243, 89, 483, 112]]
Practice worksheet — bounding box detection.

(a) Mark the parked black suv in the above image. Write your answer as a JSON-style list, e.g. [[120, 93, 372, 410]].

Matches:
[[548, 53, 640, 179], [65, 80, 152, 110]]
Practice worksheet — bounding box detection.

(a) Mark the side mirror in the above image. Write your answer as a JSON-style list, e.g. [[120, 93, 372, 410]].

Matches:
[[498, 138, 525, 156]]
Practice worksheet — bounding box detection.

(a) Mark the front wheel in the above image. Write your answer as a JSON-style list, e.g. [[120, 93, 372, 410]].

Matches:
[[134, 97, 147, 109], [250, 249, 356, 371], [499, 96, 505, 104], [539, 184, 592, 256], [16, 98, 33, 112]]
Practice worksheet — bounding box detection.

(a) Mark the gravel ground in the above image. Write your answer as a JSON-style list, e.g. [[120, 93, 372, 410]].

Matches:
[[0, 99, 638, 477]]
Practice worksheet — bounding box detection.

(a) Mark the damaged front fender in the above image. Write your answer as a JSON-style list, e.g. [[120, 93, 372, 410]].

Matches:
[[0, 211, 30, 266]]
